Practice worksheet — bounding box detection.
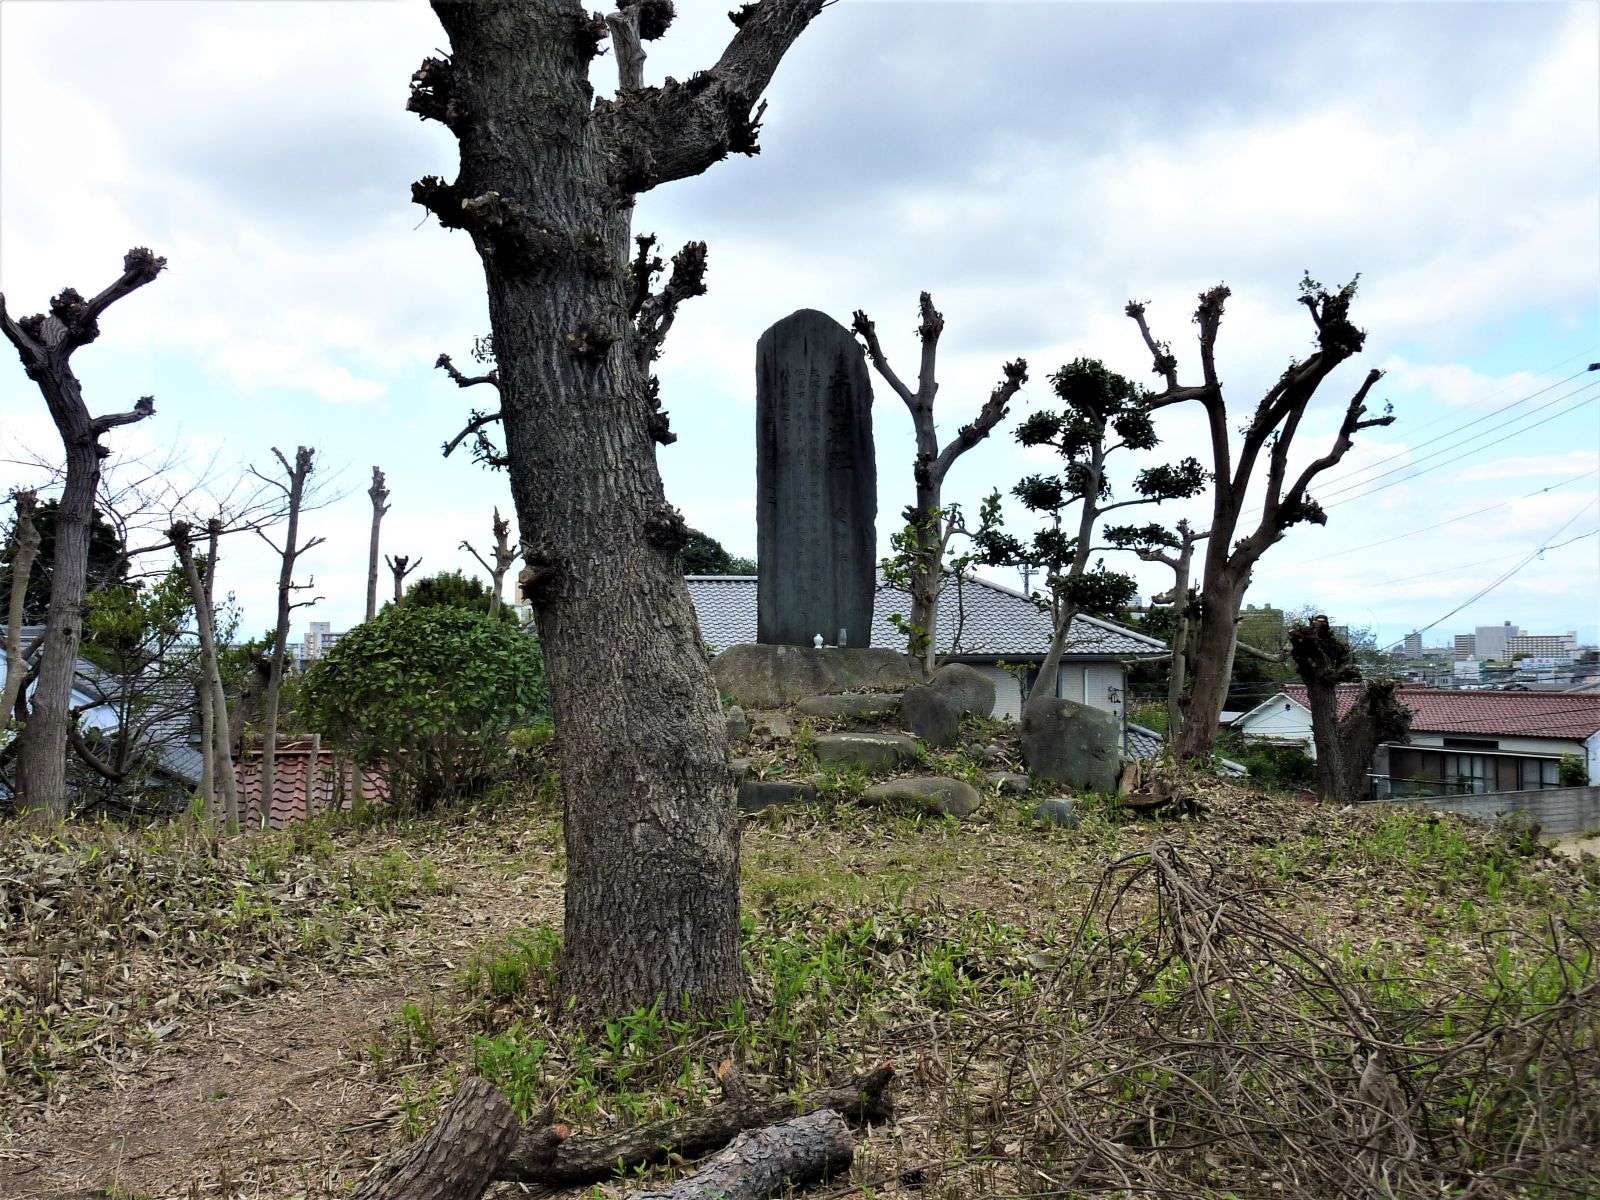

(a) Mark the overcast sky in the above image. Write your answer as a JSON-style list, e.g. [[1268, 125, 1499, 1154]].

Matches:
[[2, 0, 1596, 650]]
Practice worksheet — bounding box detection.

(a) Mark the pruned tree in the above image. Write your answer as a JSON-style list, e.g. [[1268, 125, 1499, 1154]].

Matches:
[[366, 466, 390, 621], [409, 0, 827, 1013], [197, 522, 220, 809], [169, 520, 240, 830], [1, 490, 41, 748], [977, 359, 1206, 710], [386, 553, 421, 603], [0, 248, 166, 814], [1288, 614, 1412, 804], [1129, 276, 1393, 759], [250, 446, 325, 830], [461, 508, 518, 617], [851, 293, 1027, 668], [1107, 519, 1209, 741]]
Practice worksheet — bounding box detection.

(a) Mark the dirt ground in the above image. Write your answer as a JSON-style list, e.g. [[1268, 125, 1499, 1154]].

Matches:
[[0, 838, 559, 1200]]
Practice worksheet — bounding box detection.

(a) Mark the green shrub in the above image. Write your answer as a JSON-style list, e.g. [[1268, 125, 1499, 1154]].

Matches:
[[1558, 754, 1588, 787], [301, 605, 548, 807]]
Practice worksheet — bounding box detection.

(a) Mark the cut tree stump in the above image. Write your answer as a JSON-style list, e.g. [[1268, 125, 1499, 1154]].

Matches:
[[500, 1064, 894, 1189], [632, 1108, 856, 1199], [351, 1076, 521, 1200]]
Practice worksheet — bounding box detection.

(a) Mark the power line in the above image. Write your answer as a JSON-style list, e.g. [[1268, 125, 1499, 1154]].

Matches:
[[1309, 360, 1598, 494], [1360, 526, 1598, 589], [1314, 381, 1598, 508], [1379, 502, 1598, 651], [1283, 473, 1597, 564], [1321, 388, 1599, 512]]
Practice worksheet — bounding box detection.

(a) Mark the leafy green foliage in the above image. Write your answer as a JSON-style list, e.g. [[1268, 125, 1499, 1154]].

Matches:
[[984, 358, 1207, 622], [399, 569, 511, 620], [0, 500, 126, 624], [1558, 754, 1589, 787], [678, 527, 755, 575], [301, 605, 548, 806]]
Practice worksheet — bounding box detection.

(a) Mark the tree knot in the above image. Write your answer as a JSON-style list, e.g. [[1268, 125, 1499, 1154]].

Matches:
[[565, 319, 618, 364], [644, 503, 691, 555], [407, 56, 470, 131]]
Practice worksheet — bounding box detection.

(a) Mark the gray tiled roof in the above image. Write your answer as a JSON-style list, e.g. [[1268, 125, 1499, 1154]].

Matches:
[[686, 574, 1166, 659], [1123, 721, 1247, 777]]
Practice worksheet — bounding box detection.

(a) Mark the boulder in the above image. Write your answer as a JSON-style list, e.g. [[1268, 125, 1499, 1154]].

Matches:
[[1033, 797, 1079, 828], [738, 779, 818, 814], [731, 757, 752, 782], [987, 771, 1031, 795], [1021, 699, 1121, 791], [814, 731, 919, 772], [863, 776, 981, 818], [795, 692, 903, 723], [898, 685, 961, 748], [712, 644, 924, 709], [927, 663, 996, 717], [725, 705, 750, 745], [757, 710, 795, 740]]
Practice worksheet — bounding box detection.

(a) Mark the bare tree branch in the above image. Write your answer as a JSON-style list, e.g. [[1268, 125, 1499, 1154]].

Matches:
[[593, 0, 827, 194]]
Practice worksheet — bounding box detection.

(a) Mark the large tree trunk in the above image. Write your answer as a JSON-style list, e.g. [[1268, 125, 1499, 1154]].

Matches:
[[15, 436, 99, 814], [1, 490, 40, 748], [1174, 569, 1246, 760], [421, 0, 818, 1014]]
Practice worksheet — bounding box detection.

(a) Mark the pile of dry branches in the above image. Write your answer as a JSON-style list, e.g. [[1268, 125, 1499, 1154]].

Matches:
[[992, 840, 1599, 1197]]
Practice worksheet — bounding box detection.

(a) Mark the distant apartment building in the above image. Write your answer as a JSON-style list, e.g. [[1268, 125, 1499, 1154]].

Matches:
[[1453, 634, 1476, 660], [305, 621, 342, 660], [1402, 631, 1423, 658], [1473, 622, 1519, 662], [1507, 632, 1578, 660]]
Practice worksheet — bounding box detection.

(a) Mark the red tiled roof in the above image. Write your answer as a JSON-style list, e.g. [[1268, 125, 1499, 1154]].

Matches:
[[234, 740, 389, 828], [1282, 685, 1600, 740]]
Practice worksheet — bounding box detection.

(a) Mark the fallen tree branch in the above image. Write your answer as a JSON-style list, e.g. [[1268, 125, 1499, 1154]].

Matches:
[[632, 1108, 855, 1200], [352, 1076, 521, 1200], [500, 1063, 894, 1189]]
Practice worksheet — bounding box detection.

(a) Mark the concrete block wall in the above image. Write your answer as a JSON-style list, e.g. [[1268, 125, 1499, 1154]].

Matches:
[[1391, 785, 1600, 835]]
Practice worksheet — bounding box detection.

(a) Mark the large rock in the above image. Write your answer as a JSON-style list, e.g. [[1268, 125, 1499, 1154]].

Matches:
[[863, 776, 981, 818], [795, 691, 903, 723], [725, 705, 750, 745], [898, 685, 961, 748], [1021, 699, 1121, 791], [738, 779, 818, 814], [713, 644, 924, 709], [756, 309, 877, 648], [927, 663, 996, 716], [899, 663, 999, 746], [814, 731, 919, 772]]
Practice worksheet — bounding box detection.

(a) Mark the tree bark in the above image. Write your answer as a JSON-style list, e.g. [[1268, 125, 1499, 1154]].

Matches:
[[366, 466, 389, 621], [417, 0, 823, 1014], [1175, 568, 1246, 761], [1, 249, 164, 814], [501, 1064, 893, 1189], [1336, 680, 1411, 803], [632, 1109, 854, 1200], [259, 447, 320, 829], [352, 1077, 520, 1200], [172, 522, 240, 830], [1, 490, 41, 748]]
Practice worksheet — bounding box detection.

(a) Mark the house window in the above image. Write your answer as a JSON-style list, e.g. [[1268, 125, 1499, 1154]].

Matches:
[[1519, 758, 1560, 791], [1444, 753, 1492, 794]]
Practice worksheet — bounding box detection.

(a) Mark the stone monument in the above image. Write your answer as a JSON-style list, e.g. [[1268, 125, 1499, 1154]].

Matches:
[[755, 309, 876, 647]]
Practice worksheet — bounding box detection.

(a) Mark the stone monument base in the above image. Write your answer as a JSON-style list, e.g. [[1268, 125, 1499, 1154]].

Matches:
[[711, 644, 924, 710]]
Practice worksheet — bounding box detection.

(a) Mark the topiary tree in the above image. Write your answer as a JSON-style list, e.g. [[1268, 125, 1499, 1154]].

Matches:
[[399, 568, 509, 619], [301, 605, 548, 807]]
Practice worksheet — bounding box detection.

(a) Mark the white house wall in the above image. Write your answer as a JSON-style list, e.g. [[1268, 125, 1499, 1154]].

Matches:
[[967, 662, 1126, 724], [1235, 698, 1316, 753], [970, 665, 1024, 722]]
